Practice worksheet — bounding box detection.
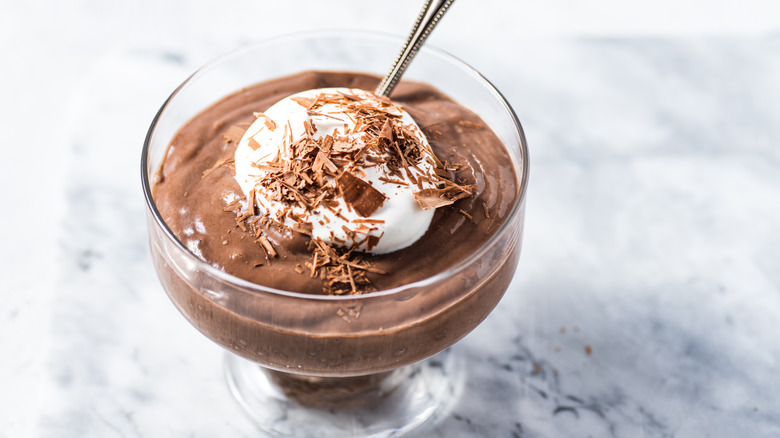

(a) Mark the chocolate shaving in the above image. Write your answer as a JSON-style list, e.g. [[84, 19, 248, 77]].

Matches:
[[352, 218, 385, 224], [238, 189, 257, 221], [222, 124, 250, 144], [458, 209, 474, 222], [314, 151, 339, 173], [337, 171, 386, 217], [414, 190, 453, 209], [291, 96, 317, 109], [457, 120, 485, 129], [260, 114, 277, 129], [482, 202, 491, 219], [248, 137, 262, 150], [333, 138, 362, 153], [346, 265, 357, 293], [378, 176, 408, 185], [379, 118, 394, 141], [307, 110, 343, 121], [257, 235, 277, 258], [340, 259, 386, 274], [202, 158, 234, 179], [413, 180, 474, 209], [293, 221, 313, 236], [366, 234, 381, 252], [320, 135, 334, 153]]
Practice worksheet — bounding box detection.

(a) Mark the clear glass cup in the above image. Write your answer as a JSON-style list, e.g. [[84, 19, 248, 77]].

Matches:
[[142, 31, 528, 437]]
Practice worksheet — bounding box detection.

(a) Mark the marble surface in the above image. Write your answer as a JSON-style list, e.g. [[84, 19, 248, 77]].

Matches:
[[4, 1, 780, 437]]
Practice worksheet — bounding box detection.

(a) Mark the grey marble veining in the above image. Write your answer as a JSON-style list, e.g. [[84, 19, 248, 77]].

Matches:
[[16, 35, 780, 437]]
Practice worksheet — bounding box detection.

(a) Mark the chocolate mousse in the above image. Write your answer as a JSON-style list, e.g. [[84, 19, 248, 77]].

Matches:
[[149, 71, 522, 378], [154, 71, 517, 294]]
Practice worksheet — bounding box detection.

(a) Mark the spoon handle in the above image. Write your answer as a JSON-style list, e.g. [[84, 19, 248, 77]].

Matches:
[[375, 0, 455, 97]]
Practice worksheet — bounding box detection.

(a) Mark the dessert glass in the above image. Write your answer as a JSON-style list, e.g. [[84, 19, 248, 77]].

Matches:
[[142, 31, 528, 437]]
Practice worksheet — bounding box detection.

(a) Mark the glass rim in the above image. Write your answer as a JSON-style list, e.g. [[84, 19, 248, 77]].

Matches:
[[141, 29, 529, 302]]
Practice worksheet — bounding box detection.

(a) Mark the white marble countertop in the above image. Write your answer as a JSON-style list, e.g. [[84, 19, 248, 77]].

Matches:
[[3, 1, 780, 437]]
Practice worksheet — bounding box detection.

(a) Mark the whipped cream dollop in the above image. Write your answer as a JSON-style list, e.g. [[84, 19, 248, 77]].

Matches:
[[233, 87, 448, 254]]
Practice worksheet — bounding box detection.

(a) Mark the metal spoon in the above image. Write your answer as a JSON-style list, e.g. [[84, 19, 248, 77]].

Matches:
[[375, 0, 455, 97]]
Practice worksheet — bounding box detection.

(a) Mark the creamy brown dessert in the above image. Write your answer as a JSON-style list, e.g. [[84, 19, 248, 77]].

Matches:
[[150, 71, 521, 381], [154, 71, 517, 293]]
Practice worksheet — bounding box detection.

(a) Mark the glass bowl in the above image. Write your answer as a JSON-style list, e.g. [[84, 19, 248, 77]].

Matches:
[[142, 30, 528, 437]]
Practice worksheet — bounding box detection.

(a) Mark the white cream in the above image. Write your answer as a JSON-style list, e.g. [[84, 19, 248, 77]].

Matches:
[[234, 88, 441, 254]]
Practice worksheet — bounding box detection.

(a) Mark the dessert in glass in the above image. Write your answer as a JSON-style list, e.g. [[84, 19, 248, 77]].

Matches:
[[142, 31, 528, 437]]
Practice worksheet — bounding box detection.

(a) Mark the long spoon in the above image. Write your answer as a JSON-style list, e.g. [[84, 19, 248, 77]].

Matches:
[[375, 0, 456, 97]]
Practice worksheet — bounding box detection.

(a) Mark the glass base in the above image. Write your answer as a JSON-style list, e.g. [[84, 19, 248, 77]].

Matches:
[[224, 349, 464, 437]]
